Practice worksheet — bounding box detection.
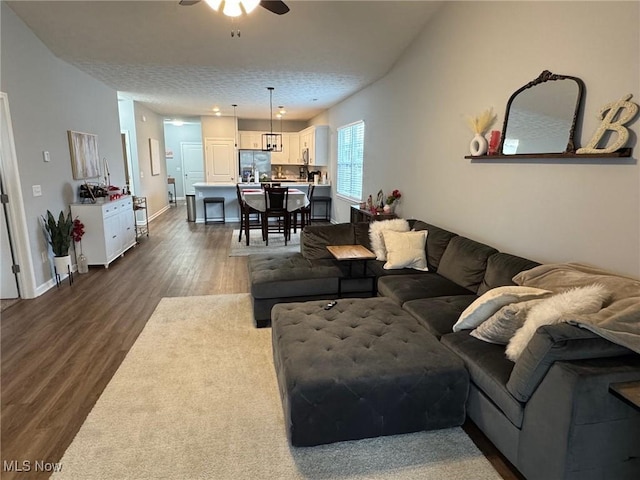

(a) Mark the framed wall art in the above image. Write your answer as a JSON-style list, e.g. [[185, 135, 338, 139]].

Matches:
[[149, 138, 160, 176], [68, 130, 100, 180]]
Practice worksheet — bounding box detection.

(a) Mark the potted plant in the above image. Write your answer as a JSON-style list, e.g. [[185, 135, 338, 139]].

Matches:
[[42, 209, 74, 274]]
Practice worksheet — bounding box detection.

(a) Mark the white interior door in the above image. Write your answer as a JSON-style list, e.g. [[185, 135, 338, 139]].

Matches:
[[181, 142, 204, 195]]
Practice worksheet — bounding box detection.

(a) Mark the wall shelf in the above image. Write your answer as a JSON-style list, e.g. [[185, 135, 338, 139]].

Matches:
[[464, 147, 632, 160]]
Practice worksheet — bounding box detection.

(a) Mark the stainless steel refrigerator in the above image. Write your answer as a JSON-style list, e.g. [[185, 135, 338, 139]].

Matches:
[[239, 150, 271, 182]]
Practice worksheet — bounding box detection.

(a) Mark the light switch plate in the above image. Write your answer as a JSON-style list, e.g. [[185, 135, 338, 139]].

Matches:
[[32, 185, 42, 197], [43, 151, 50, 162]]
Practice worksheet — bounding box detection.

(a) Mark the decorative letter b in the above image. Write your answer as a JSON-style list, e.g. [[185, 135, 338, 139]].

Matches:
[[577, 94, 638, 154]]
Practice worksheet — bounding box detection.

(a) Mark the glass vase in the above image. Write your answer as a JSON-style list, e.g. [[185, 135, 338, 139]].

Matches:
[[78, 253, 89, 274]]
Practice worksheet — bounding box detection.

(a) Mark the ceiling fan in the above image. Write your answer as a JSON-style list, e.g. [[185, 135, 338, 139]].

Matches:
[[179, 0, 290, 17]]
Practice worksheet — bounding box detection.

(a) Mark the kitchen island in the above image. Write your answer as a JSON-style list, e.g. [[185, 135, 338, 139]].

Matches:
[[192, 182, 331, 224]]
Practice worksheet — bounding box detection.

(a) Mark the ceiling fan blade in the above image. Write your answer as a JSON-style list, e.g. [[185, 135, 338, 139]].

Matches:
[[179, 0, 201, 6], [260, 1, 290, 15]]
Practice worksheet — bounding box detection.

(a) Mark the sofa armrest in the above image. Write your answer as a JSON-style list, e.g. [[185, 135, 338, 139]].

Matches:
[[517, 357, 640, 480], [506, 323, 633, 402]]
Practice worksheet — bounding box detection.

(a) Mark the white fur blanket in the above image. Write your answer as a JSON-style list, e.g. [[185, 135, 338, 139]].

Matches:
[[513, 263, 640, 354]]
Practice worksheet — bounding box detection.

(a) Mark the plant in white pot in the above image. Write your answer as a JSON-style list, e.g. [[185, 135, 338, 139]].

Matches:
[[43, 209, 74, 275]]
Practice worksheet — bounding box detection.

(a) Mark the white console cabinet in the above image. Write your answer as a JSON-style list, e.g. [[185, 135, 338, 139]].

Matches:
[[70, 196, 136, 268]]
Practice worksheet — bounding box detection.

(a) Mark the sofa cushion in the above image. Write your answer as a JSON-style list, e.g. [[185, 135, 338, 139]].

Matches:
[[403, 295, 478, 338], [506, 323, 633, 402], [476, 253, 540, 296], [441, 331, 524, 428], [301, 223, 355, 260], [377, 273, 473, 305], [437, 236, 498, 293], [412, 221, 458, 271], [249, 253, 343, 298]]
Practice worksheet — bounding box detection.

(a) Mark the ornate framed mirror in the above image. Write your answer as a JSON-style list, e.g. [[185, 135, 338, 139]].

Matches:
[[499, 70, 585, 155]]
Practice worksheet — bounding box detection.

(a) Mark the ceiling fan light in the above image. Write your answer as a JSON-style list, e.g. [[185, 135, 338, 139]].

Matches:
[[204, 0, 223, 12], [241, 0, 260, 14], [223, 0, 243, 17]]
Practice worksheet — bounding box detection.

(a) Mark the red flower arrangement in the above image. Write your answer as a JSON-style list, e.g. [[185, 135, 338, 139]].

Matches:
[[72, 218, 85, 243], [386, 189, 402, 205]]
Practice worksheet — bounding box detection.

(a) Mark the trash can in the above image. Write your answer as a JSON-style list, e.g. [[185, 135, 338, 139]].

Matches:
[[186, 194, 196, 222]]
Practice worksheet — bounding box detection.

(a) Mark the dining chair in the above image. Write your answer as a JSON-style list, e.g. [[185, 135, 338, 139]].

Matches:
[[236, 184, 263, 245], [262, 186, 290, 246], [291, 184, 314, 233]]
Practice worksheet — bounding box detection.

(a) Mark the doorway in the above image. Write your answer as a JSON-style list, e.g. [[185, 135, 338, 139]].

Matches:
[[0, 92, 37, 300], [0, 174, 19, 300], [181, 142, 204, 195]]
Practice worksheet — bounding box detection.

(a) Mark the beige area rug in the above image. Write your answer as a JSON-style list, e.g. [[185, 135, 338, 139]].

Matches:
[[229, 229, 300, 256], [53, 294, 501, 480]]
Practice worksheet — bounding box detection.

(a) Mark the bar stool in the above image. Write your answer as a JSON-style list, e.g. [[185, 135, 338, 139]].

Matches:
[[311, 196, 331, 222], [203, 197, 225, 224]]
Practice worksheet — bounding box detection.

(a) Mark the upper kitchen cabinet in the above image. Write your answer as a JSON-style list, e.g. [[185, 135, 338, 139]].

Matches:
[[239, 131, 262, 149], [288, 134, 300, 164], [270, 133, 289, 164], [271, 133, 304, 164], [300, 125, 329, 166]]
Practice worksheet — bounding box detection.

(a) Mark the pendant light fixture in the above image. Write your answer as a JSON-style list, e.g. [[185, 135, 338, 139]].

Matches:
[[262, 87, 283, 152]]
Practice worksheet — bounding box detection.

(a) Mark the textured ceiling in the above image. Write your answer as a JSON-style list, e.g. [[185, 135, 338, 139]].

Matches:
[[7, 0, 441, 120]]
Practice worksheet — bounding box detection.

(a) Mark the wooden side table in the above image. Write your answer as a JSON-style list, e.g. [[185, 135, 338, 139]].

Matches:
[[609, 381, 640, 411], [350, 205, 397, 223], [326, 245, 377, 296]]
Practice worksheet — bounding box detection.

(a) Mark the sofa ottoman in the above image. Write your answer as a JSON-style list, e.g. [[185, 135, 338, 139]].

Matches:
[[271, 297, 470, 446]]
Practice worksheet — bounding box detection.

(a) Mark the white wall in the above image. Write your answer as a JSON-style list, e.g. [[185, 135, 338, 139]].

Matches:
[[1, 4, 126, 293], [133, 103, 169, 218], [317, 1, 640, 277]]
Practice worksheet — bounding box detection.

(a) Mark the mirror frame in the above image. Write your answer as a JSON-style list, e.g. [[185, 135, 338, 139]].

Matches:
[[498, 70, 585, 155]]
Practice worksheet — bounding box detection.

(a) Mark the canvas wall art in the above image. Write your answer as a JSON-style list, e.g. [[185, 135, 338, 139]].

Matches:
[[68, 130, 100, 180], [149, 138, 160, 176]]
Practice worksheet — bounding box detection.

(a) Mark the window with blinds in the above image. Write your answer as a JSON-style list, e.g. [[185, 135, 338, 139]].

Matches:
[[336, 120, 365, 201]]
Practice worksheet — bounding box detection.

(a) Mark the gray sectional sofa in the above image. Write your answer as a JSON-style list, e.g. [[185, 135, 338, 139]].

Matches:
[[248, 220, 640, 480]]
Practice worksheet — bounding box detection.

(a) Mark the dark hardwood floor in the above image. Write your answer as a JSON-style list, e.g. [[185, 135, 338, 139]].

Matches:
[[1, 203, 523, 480]]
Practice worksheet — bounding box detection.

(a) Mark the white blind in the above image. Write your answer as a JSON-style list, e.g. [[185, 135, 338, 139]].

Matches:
[[336, 121, 365, 201]]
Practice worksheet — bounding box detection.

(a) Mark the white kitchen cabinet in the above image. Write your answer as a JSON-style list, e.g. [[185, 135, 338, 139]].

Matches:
[[239, 131, 262, 149], [288, 134, 301, 164], [70, 197, 136, 268], [271, 132, 302, 164], [299, 125, 329, 166], [205, 137, 236, 183]]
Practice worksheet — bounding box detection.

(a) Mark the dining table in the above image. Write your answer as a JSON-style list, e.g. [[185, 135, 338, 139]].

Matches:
[[241, 188, 310, 212], [240, 188, 310, 244]]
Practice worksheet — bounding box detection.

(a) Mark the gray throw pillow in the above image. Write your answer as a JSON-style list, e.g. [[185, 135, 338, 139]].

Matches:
[[470, 299, 544, 345]]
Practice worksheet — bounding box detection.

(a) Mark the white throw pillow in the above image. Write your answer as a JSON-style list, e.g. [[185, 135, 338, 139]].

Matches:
[[368, 218, 410, 261], [381, 230, 429, 271], [452, 286, 552, 332], [470, 299, 544, 345], [505, 283, 609, 361]]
